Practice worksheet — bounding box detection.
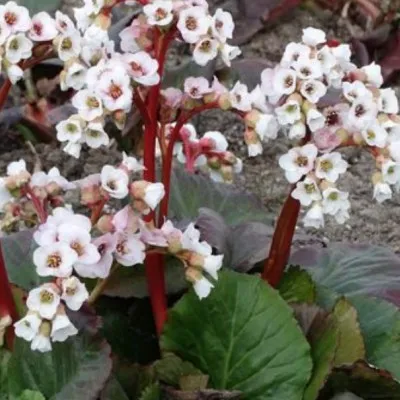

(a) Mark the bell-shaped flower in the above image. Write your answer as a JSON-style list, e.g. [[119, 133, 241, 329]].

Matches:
[[101, 165, 129, 199], [315, 152, 348, 183], [26, 285, 61, 320]]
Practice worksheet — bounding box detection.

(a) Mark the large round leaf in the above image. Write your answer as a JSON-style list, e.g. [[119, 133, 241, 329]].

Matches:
[[350, 295, 400, 380], [161, 271, 312, 400], [7, 335, 112, 400], [169, 168, 272, 225], [290, 244, 400, 305], [16, 0, 58, 14]]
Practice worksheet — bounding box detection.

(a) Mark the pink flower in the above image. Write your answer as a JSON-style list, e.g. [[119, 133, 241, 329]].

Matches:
[[313, 127, 341, 153]]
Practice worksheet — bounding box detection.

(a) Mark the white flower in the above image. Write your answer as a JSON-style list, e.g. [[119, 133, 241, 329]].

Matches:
[[101, 165, 129, 199], [7, 64, 23, 84], [62, 276, 88, 311], [382, 160, 400, 185], [288, 121, 306, 140], [303, 202, 324, 229], [177, 6, 210, 44], [193, 276, 214, 299], [250, 85, 271, 113], [292, 56, 322, 80], [29, 12, 58, 41], [0, 1, 31, 33], [123, 51, 160, 86], [389, 140, 400, 162], [347, 98, 377, 130], [373, 182, 392, 203], [378, 88, 399, 114], [75, 233, 116, 278], [55, 11, 76, 35], [57, 31, 81, 62], [64, 62, 87, 90], [5, 34, 32, 64], [203, 131, 228, 152], [361, 122, 388, 148], [315, 152, 348, 182], [316, 46, 336, 73], [361, 62, 383, 87], [184, 76, 210, 99], [279, 144, 318, 183], [193, 37, 219, 66], [0, 178, 13, 208], [64, 141, 82, 158], [51, 313, 78, 342], [247, 142, 262, 157], [220, 43, 241, 67], [342, 81, 372, 103], [56, 117, 83, 143], [84, 122, 110, 149], [322, 188, 350, 216], [31, 331, 52, 352], [72, 89, 103, 121], [212, 8, 234, 42], [122, 152, 144, 172], [300, 80, 327, 104], [14, 312, 41, 342], [0, 21, 11, 46], [7, 159, 26, 176], [143, 183, 165, 210], [58, 224, 101, 266], [302, 27, 326, 47], [292, 176, 322, 206], [281, 42, 310, 67], [33, 242, 78, 278], [115, 233, 146, 266], [97, 69, 132, 111], [272, 68, 297, 96], [255, 114, 278, 141], [230, 82, 252, 112], [143, 1, 173, 26], [331, 44, 352, 68], [31, 167, 72, 190], [27, 286, 60, 320], [276, 100, 301, 125], [73, 6, 94, 32], [307, 109, 326, 132]]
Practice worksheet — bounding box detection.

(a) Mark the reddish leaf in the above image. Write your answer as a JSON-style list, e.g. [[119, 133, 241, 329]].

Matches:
[[379, 31, 400, 82]]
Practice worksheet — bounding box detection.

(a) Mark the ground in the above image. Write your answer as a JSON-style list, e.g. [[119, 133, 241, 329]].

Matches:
[[1, 5, 400, 251]]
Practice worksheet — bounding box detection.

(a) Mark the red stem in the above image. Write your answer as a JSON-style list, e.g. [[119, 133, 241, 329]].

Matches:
[[141, 28, 176, 336], [0, 80, 11, 111], [261, 189, 300, 286], [158, 101, 220, 226], [0, 243, 18, 350]]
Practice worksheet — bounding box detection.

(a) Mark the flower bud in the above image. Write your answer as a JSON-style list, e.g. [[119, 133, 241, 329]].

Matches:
[[244, 109, 261, 129], [95, 13, 112, 30], [220, 165, 234, 182], [207, 156, 221, 169], [46, 182, 62, 197], [81, 185, 102, 207], [372, 171, 383, 185], [218, 93, 232, 110], [336, 128, 350, 144], [97, 214, 114, 233], [185, 266, 203, 283], [352, 131, 364, 145], [113, 110, 127, 130]]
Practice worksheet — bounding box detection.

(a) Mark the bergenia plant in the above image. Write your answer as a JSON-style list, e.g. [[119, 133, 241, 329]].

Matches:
[[0, 1, 400, 399]]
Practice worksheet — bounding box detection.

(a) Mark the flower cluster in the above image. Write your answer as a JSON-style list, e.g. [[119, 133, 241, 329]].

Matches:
[[11, 153, 223, 351], [159, 122, 242, 183], [262, 28, 400, 227], [0, 1, 62, 83]]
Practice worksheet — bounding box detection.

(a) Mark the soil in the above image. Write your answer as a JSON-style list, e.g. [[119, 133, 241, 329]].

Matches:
[[1, 5, 400, 251]]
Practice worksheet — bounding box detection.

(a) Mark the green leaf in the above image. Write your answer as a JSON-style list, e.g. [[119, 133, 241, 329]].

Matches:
[[1, 231, 44, 291], [292, 305, 339, 400], [154, 353, 205, 387], [332, 298, 366, 366], [17, 390, 46, 400], [169, 168, 272, 226], [278, 266, 316, 304], [104, 257, 187, 298], [350, 295, 400, 380], [290, 244, 400, 303], [16, 0, 58, 14], [139, 383, 160, 400], [0, 349, 11, 399], [95, 297, 159, 364], [161, 271, 312, 400], [318, 360, 400, 399], [7, 335, 112, 400], [100, 377, 130, 400]]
